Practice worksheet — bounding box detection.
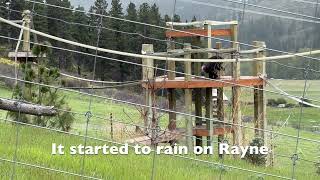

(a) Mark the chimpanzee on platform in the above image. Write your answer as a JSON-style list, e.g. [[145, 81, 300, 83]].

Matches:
[[201, 56, 224, 79]]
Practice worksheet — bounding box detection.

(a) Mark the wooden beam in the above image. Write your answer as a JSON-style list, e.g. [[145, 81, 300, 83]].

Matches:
[[0, 98, 57, 116], [193, 126, 233, 136], [166, 29, 232, 38], [184, 43, 193, 149], [141, 76, 263, 89]]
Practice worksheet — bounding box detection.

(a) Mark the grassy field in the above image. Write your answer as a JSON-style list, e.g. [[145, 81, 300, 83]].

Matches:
[[0, 123, 319, 180], [0, 79, 319, 179]]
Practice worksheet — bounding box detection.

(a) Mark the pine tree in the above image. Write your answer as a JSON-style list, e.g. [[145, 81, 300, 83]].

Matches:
[[72, 6, 90, 76], [109, 0, 127, 81], [138, 3, 151, 44], [46, 0, 73, 70], [124, 2, 138, 53], [9, 43, 74, 131], [149, 3, 165, 51], [88, 0, 110, 80], [123, 2, 140, 81]]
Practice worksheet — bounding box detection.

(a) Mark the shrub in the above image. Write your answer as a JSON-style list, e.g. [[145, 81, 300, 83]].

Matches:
[[299, 98, 312, 107], [276, 98, 287, 105], [245, 137, 267, 166], [61, 78, 88, 88], [267, 99, 277, 106], [286, 103, 296, 108], [316, 162, 320, 175]]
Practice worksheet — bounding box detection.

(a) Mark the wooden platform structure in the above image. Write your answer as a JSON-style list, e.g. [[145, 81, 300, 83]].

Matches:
[[139, 20, 267, 152]]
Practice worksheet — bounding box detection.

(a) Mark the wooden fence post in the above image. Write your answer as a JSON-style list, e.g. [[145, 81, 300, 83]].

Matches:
[[216, 42, 225, 158], [204, 24, 213, 147], [253, 41, 267, 141], [142, 44, 154, 135], [167, 40, 176, 131], [22, 10, 31, 52], [192, 37, 203, 147], [231, 24, 243, 148], [184, 43, 193, 149]]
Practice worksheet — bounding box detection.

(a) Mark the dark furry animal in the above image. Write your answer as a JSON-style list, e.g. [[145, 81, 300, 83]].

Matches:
[[201, 56, 224, 79]]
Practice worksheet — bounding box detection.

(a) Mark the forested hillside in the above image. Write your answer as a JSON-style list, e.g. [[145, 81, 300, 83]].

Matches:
[[1, 0, 320, 80]]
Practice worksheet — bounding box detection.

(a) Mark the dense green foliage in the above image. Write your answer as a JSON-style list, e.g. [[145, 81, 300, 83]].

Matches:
[[245, 138, 267, 166], [0, 0, 181, 81]]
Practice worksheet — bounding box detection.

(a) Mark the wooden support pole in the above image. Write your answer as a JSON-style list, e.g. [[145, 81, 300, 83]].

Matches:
[[184, 43, 193, 148], [216, 42, 225, 158], [192, 37, 203, 147], [253, 41, 267, 142], [167, 39, 176, 131], [231, 24, 243, 147], [22, 10, 31, 52], [204, 24, 213, 147], [142, 44, 154, 135]]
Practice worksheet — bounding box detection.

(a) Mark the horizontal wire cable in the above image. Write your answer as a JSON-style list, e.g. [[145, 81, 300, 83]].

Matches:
[[274, 153, 319, 164], [293, 0, 320, 5], [1, 73, 320, 145], [178, 0, 320, 24], [54, 106, 220, 144], [0, 5, 202, 50], [4, 6, 320, 74], [0, 157, 102, 180], [221, 0, 320, 21], [63, 81, 141, 89], [2, 34, 320, 104], [23, 0, 320, 63], [0, 117, 292, 180]]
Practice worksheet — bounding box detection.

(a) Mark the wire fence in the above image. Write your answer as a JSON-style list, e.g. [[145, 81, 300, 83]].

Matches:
[[0, 0, 320, 179]]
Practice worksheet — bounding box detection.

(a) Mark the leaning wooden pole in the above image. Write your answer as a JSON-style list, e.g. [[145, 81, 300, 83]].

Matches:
[[231, 23, 243, 148], [142, 44, 154, 135], [184, 43, 193, 149]]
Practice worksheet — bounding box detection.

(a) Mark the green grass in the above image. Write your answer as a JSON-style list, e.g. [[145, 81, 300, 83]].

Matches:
[[0, 123, 319, 180], [0, 80, 319, 179]]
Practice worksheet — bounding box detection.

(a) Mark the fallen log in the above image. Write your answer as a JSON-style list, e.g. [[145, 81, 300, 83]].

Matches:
[[0, 98, 57, 116]]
